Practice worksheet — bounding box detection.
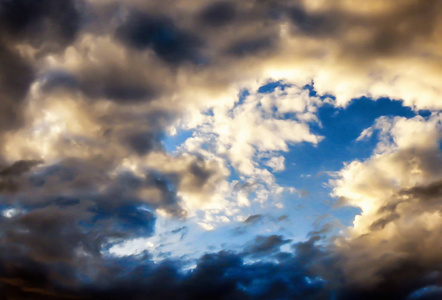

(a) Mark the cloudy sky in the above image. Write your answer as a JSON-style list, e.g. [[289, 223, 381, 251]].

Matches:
[[0, 0, 441, 299]]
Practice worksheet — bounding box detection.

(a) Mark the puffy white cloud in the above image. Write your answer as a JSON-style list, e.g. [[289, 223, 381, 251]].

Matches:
[[181, 84, 323, 176]]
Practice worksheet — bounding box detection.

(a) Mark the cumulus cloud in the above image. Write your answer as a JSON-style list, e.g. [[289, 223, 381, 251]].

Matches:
[[177, 84, 323, 213], [330, 113, 442, 296]]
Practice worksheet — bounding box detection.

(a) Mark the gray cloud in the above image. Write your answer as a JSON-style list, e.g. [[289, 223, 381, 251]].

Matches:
[[0, 43, 34, 134], [0, 160, 42, 193], [243, 235, 291, 257], [243, 214, 264, 224], [0, 0, 82, 47], [116, 11, 203, 65], [198, 1, 237, 28], [42, 69, 159, 103], [401, 180, 442, 202]]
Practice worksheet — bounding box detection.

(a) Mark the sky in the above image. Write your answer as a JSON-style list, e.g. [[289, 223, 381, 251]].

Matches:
[[0, 0, 441, 299]]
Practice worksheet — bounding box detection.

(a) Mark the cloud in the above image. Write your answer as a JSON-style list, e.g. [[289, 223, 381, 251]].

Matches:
[[198, 1, 237, 28], [265, 156, 285, 172], [243, 235, 292, 257], [180, 83, 322, 179], [0, 0, 82, 46], [172, 83, 324, 229], [116, 11, 203, 65], [0, 43, 34, 135], [330, 113, 442, 295], [142, 151, 229, 212], [0, 0, 83, 138], [243, 214, 264, 224], [0, 0, 441, 298], [42, 67, 159, 104], [0, 235, 333, 299], [400, 179, 442, 202], [0, 159, 42, 193]]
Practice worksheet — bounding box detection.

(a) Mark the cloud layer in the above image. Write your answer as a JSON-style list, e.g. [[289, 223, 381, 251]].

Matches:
[[0, 0, 441, 299]]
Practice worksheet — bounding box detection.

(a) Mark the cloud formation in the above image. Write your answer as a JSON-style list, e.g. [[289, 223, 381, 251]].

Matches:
[[0, 0, 441, 299], [330, 113, 442, 297]]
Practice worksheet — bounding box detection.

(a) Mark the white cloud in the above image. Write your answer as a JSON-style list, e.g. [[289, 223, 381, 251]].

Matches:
[[182, 84, 323, 176], [165, 84, 325, 230], [265, 156, 286, 172]]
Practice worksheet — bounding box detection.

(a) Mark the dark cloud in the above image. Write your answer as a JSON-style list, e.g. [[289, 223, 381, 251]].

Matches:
[[1, 210, 440, 300], [0, 0, 82, 136], [42, 69, 158, 103], [288, 6, 340, 37], [0, 158, 169, 298], [281, 0, 442, 58], [0, 243, 333, 299], [0, 43, 34, 134], [125, 131, 164, 155], [232, 214, 264, 235], [198, 1, 237, 27], [0, 160, 42, 177], [401, 180, 442, 202], [188, 159, 215, 187], [117, 12, 203, 65], [226, 37, 274, 57], [0, 158, 186, 267], [369, 212, 400, 231], [243, 235, 291, 257], [0, 0, 82, 46], [334, 260, 442, 300], [277, 215, 289, 221], [142, 172, 185, 216], [375, 179, 442, 224], [0, 160, 42, 193], [363, 0, 442, 56], [243, 214, 264, 224]]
